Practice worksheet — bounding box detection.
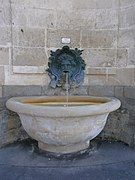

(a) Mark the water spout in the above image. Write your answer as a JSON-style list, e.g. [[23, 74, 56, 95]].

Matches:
[[46, 46, 86, 90]]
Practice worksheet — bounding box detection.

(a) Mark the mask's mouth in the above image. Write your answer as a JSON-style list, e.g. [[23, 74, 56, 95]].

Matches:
[[63, 70, 69, 73]]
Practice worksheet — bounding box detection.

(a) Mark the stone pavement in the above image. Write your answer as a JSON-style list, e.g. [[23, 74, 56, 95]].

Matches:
[[0, 139, 135, 180]]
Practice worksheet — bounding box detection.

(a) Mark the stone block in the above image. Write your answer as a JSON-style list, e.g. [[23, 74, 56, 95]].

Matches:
[[115, 86, 124, 97], [81, 30, 117, 48], [13, 27, 45, 47], [108, 67, 135, 86], [0, 27, 11, 46], [128, 48, 135, 66], [0, 87, 2, 98], [83, 48, 116, 67], [87, 68, 107, 75], [116, 48, 128, 67], [0, 48, 9, 65], [86, 67, 116, 75], [88, 85, 115, 96], [0, 66, 4, 85], [95, 9, 118, 29], [0, 87, 2, 97], [0, 109, 28, 147], [88, 75, 107, 86], [56, 10, 96, 30], [13, 47, 47, 66], [13, 66, 45, 74], [118, 29, 135, 48], [0, 0, 10, 4], [72, 0, 119, 9], [0, 97, 6, 108], [4, 67, 47, 85], [120, 0, 135, 7], [0, 3, 10, 26], [11, 0, 45, 8], [11, 0, 73, 10], [124, 87, 135, 99], [46, 29, 80, 48], [3, 85, 42, 98], [119, 6, 135, 28], [56, 9, 117, 30], [99, 109, 135, 147], [12, 6, 56, 28]]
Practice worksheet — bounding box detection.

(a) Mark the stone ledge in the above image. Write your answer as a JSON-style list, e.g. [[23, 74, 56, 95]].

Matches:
[[86, 67, 116, 75], [13, 66, 47, 74]]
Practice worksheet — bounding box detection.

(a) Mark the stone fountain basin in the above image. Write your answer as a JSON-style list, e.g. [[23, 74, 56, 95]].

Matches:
[[6, 96, 121, 154]]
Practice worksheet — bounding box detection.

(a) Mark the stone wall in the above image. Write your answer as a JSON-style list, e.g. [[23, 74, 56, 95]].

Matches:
[[0, 0, 135, 86], [0, 0, 135, 147]]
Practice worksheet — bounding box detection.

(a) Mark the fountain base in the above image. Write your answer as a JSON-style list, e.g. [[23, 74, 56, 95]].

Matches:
[[6, 96, 121, 154], [38, 141, 89, 154]]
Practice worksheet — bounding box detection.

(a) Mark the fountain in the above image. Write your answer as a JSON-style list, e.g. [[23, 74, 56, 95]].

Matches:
[[6, 46, 121, 154]]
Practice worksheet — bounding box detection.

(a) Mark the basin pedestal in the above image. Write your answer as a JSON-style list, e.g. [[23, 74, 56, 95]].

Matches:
[[38, 141, 89, 154]]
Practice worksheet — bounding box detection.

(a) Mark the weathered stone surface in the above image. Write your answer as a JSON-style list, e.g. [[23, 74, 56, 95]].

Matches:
[[83, 48, 116, 67], [56, 10, 96, 30], [0, 27, 11, 45], [56, 9, 117, 30], [4, 69, 47, 85], [88, 85, 115, 96], [120, 0, 135, 7], [0, 3, 10, 26], [115, 86, 124, 97], [12, 0, 73, 10], [13, 27, 45, 47], [0, 109, 28, 147], [3, 85, 42, 98], [94, 9, 118, 29], [99, 109, 135, 147], [128, 48, 135, 66], [72, 0, 119, 9], [116, 48, 128, 67], [118, 29, 135, 48], [0, 66, 4, 85], [11, 0, 45, 8], [119, 6, 135, 28], [124, 87, 135, 99], [0, 87, 2, 97], [81, 30, 117, 48], [108, 68, 135, 86], [88, 75, 107, 86], [12, 6, 56, 28], [13, 47, 47, 66], [46, 29, 80, 48], [0, 48, 9, 65], [13, 66, 45, 74]]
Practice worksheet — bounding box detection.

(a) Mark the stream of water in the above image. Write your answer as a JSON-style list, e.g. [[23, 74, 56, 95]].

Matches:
[[66, 72, 69, 107]]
